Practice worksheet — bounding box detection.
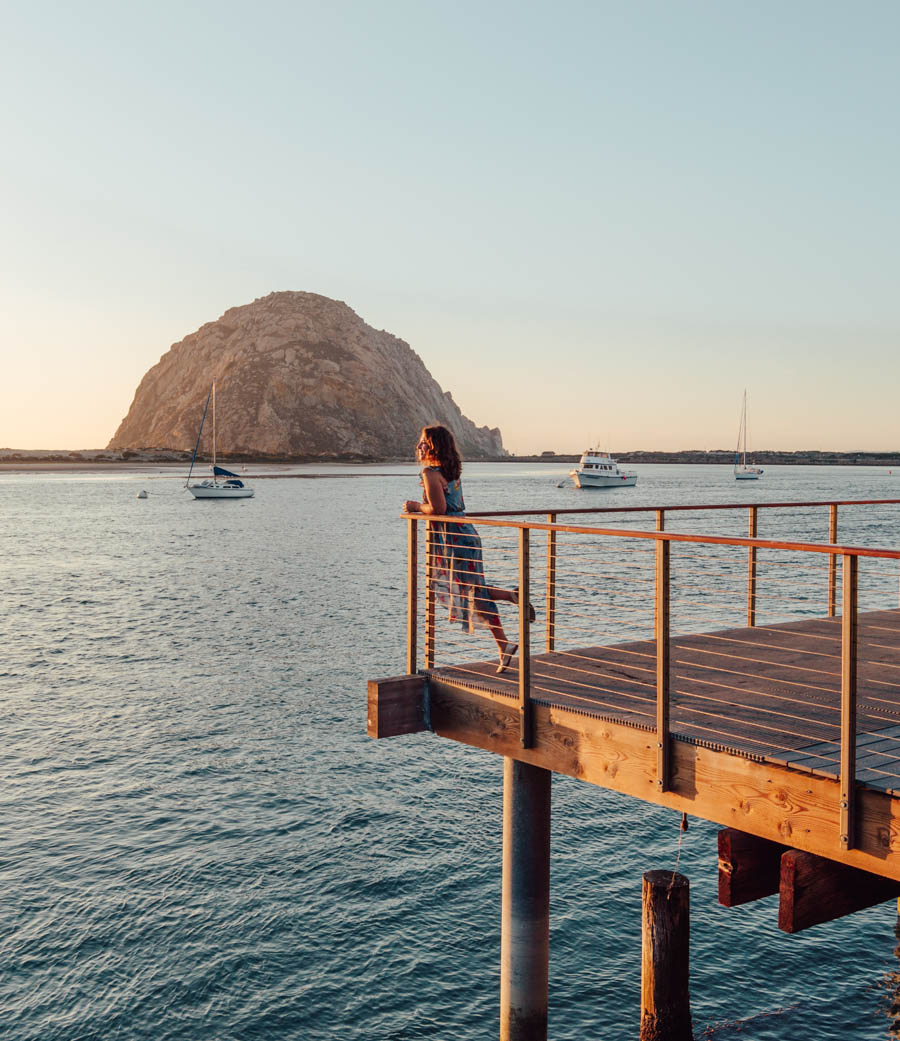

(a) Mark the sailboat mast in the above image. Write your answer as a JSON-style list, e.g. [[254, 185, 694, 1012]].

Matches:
[[212, 379, 217, 471], [742, 389, 747, 467], [186, 382, 213, 487]]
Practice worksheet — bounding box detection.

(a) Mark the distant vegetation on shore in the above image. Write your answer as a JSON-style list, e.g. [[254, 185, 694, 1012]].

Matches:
[[517, 449, 900, 466], [3, 448, 900, 467]]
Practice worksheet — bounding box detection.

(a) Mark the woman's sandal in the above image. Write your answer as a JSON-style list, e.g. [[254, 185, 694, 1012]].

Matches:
[[497, 642, 518, 674], [512, 588, 536, 623]]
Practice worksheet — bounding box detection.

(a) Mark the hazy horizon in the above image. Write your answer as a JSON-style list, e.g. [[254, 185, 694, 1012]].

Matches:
[[3, 2, 898, 454]]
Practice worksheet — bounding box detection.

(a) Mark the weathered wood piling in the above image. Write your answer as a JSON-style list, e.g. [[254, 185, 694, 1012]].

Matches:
[[640, 870, 693, 1041]]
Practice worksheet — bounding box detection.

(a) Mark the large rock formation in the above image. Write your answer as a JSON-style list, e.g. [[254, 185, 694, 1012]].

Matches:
[[108, 292, 504, 459]]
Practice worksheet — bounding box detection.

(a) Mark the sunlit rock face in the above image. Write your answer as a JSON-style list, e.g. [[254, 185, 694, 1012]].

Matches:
[[107, 292, 505, 459]]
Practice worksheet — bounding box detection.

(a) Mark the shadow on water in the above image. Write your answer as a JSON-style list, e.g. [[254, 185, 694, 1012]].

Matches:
[[696, 1005, 801, 1040], [876, 912, 900, 1038]]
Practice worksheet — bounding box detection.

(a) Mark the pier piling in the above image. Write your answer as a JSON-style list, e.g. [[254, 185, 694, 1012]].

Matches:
[[640, 870, 693, 1041], [500, 758, 551, 1041]]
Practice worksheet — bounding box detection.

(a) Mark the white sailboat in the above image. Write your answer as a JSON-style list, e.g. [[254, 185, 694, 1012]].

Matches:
[[734, 389, 763, 481], [186, 380, 254, 499]]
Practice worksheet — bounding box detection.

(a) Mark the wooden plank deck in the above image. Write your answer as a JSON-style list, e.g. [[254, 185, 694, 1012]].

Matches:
[[428, 608, 900, 794]]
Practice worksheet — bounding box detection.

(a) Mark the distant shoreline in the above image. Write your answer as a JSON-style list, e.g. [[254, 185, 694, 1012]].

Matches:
[[2, 448, 900, 471]]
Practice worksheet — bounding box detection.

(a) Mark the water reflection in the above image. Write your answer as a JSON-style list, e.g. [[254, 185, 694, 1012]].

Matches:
[[880, 908, 900, 1036]]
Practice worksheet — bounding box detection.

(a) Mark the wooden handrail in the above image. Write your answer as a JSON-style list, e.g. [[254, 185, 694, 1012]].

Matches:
[[466, 497, 900, 518], [401, 513, 900, 560]]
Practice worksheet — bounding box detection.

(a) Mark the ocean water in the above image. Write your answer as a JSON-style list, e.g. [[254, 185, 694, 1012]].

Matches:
[[3, 462, 900, 1041]]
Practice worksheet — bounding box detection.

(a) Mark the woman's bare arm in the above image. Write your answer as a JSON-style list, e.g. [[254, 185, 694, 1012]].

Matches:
[[404, 469, 447, 515]]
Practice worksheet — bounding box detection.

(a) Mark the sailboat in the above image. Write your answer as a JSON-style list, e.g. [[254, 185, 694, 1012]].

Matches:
[[186, 380, 254, 499], [734, 389, 763, 481]]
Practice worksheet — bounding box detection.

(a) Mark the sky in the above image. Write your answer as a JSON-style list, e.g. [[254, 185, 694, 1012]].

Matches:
[[1, 0, 898, 454]]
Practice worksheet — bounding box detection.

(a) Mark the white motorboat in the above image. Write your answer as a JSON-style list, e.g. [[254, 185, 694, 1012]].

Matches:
[[734, 389, 763, 480], [570, 449, 637, 488], [186, 380, 254, 499]]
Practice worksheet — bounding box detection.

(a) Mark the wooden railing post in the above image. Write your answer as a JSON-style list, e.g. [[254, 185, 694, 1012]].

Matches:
[[655, 511, 664, 633], [655, 536, 670, 792], [828, 504, 839, 617], [840, 552, 858, 851], [424, 520, 436, 669], [519, 528, 533, 748], [546, 514, 556, 654], [407, 517, 418, 674], [747, 506, 758, 627]]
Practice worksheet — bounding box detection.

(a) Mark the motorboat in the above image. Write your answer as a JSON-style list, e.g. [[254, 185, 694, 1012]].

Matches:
[[186, 380, 255, 499], [570, 449, 637, 488]]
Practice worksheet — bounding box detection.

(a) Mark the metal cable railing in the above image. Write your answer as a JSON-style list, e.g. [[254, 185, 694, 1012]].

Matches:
[[402, 497, 900, 853]]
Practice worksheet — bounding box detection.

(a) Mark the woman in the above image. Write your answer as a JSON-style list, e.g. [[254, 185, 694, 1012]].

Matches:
[[403, 425, 533, 673]]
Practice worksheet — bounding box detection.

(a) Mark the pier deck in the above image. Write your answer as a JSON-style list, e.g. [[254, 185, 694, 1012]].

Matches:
[[429, 608, 900, 795], [368, 498, 900, 1036], [372, 502, 900, 881]]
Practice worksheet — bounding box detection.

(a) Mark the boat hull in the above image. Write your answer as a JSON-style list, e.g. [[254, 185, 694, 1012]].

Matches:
[[188, 484, 254, 499], [571, 470, 638, 488], [734, 469, 763, 481]]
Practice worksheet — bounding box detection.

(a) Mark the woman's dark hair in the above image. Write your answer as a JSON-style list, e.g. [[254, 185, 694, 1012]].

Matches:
[[421, 425, 462, 482]]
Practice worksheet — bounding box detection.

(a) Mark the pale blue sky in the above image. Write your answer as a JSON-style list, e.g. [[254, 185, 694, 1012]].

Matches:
[[2, 1, 898, 452]]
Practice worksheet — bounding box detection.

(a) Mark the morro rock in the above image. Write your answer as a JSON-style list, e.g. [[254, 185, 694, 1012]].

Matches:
[[108, 292, 505, 459]]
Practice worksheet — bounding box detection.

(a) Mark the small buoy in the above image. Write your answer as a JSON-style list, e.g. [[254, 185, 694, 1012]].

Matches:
[[136, 490, 148, 499]]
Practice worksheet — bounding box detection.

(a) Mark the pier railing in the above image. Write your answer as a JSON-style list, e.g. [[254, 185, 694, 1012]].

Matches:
[[403, 498, 900, 851]]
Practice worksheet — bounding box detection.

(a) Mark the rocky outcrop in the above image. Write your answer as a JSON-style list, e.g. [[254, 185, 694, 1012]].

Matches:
[[108, 292, 505, 459]]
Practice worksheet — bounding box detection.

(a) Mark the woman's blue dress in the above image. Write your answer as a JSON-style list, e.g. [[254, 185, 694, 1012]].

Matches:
[[425, 468, 500, 633]]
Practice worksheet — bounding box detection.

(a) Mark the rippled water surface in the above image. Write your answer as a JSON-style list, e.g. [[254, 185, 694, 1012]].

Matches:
[[4, 463, 900, 1040]]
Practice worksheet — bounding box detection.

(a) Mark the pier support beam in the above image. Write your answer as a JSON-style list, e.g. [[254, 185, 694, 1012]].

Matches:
[[641, 871, 693, 1041], [500, 758, 551, 1041], [366, 675, 427, 738], [717, 828, 788, 907], [778, 849, 900, 933]]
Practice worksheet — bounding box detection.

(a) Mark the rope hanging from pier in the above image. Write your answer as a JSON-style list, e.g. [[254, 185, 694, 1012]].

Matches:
[[668, 814, 690, 899]]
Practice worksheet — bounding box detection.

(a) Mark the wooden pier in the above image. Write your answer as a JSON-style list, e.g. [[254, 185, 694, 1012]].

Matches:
[[368, 497, 900, 1038]]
